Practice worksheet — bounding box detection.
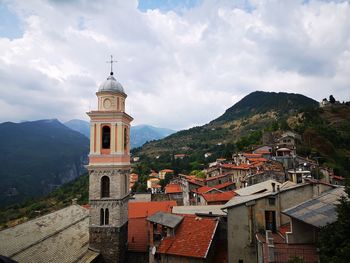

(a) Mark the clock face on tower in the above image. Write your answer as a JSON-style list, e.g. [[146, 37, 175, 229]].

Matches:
[[103, 98, 112, 109]]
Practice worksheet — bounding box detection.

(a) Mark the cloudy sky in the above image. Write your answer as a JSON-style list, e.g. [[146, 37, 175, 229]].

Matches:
[[0, 0, 349, 130]]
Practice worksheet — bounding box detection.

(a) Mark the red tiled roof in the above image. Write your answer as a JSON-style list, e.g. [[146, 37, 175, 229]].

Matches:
[[201, 191, 236, 203], [248, 157, 268, 162], [128, 201, 177, 252], [213, 181, 235, 190], [195, 181, 234, 194], [165, 184, 182, 194], [332, 175, 345, 180], [158, 215, 219, 258], [195, 185, 215, 194], [221, 163, 250, 170], [243, 153, 262, 157]]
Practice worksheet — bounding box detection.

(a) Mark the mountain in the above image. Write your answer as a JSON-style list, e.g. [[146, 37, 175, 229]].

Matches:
[[0, 119, 89, 207], [64, 119, 176, 149], [64, 119, 90, 138], [132, 91, 318, 157], [213, 91, 319, 123], [130, 124, 176, 148]]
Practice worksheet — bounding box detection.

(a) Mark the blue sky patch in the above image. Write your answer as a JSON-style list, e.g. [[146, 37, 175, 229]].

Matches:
[[0, 3, 23, 40], [138, 0, 202, 12]]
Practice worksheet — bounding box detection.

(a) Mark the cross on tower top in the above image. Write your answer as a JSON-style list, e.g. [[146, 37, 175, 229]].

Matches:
[[106, 55, 117, 75]]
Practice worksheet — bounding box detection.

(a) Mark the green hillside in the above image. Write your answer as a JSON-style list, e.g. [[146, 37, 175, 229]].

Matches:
[[0, 174, 88, 229], [213, 91, 318, 123], [292, 104, 350, 177], [133, 91, 318, 158], [0, 119, 89, 207]]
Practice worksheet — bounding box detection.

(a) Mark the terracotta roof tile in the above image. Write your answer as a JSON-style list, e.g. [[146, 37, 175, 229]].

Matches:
[[201, 191, 236, 203], [165, 184, 182, 194], [243, 153, 262, 157], [214, 181, 235, 190], [158, 215, 218, 258], [221, 164, 250, 170], [195, 186, 215, 194]]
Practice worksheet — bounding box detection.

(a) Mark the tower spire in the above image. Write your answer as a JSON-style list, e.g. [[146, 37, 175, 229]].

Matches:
[[106, 55, 117, 75]]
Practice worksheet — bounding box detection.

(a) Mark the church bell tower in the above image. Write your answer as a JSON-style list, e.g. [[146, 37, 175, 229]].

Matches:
[[87, 56, 132, 263]]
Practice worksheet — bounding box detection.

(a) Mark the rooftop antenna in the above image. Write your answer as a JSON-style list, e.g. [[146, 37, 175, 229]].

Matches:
[[106, 55, 117, 75]]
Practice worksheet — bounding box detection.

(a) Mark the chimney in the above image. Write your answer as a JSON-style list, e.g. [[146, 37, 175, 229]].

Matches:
[[271, 182, 276, 192]]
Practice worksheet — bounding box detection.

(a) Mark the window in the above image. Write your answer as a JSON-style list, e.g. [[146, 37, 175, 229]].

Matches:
[[265, 211, 276, 232], [101, 176, 110, 198], [100, 208, 104, 225], [105, 208, 109, 225], [102, 126, 111, 149], [100, 208, 109, 225], [124, 127, 128, 150]]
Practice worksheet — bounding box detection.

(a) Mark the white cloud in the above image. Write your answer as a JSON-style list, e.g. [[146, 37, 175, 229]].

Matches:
[[0, 0, 349, 130]]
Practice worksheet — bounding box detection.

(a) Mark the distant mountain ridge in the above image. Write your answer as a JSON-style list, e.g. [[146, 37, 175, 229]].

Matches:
[[130, 124, 176, 148], [64, 119, 90, 138], [64, 120, 176, 148], [0, 119, 89, 207]]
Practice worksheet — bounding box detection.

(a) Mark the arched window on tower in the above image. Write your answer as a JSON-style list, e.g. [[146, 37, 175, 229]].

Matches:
[[105, 208, 109, 225], [102, 126, 111, 149], [101, 176, 110, 198], [100, 208, 105, 225], [124, 127, 127, 151]]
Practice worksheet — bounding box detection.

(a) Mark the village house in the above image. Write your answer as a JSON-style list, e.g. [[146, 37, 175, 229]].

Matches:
[[164, 183, 183, 205], [222, 180, 334, 263], [127, 201, 176, 263], [146, 212, 220, 263], [256, 187, 345, 262], [220, 163, 250, 189], [129, 173, 139, 191], [147, 178, 161, 193], [158, 169, 174, 180], [174, 154, 188, 160]]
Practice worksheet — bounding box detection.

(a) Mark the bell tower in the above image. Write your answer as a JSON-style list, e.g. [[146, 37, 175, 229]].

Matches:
[[87, 56, 132, 263]]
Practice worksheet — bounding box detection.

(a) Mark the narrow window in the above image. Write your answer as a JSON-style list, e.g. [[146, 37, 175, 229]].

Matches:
[[102, 126, 111, 149], [124, 127, 128, 151], [117, 97, 120, 110], [105, 208, 109, 225], [101, 176, 110, 198], [100, 208, 105, 225]]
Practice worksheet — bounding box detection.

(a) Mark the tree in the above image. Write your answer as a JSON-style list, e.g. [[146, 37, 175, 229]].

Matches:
[[329, 95, 336, 104], [318, 181, 350, 262]]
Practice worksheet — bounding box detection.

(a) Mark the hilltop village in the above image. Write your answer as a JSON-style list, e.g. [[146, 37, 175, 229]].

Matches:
[[127, 127, 345, 263], [0, 70, 348, 263]]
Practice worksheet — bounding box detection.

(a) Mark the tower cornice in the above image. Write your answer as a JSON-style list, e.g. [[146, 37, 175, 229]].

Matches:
[[87, 111, 133, 122]]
